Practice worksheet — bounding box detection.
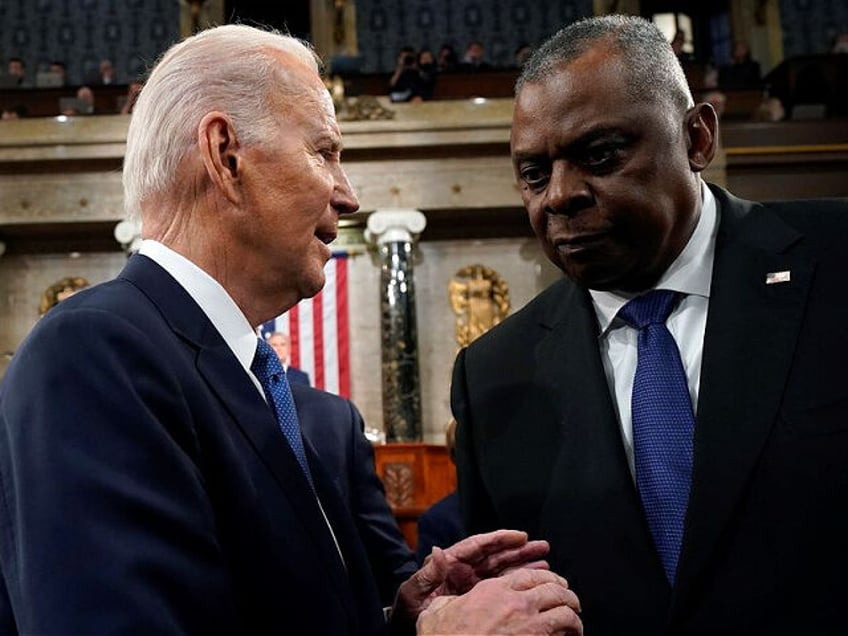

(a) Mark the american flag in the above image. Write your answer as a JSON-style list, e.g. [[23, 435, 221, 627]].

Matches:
[[260, 253, 350, 397]]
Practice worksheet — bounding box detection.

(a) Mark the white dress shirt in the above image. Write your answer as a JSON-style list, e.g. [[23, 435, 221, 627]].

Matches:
[[139, 239, 263, 394], [590, 181, 719, 478]]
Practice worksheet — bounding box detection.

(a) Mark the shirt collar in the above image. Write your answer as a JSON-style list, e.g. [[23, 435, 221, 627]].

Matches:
[[590, 180, 719, 336], [138, 239, 259, 373]]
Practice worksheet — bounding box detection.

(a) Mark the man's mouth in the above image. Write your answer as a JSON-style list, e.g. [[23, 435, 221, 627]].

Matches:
[[554, 233, 606, 256]]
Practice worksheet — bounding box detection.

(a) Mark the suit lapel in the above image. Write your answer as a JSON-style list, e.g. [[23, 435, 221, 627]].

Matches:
[[194, 345, 351, 577], [535, 283, 666, 584], [120, 256, 352, 595], [673, 186, 814, 606]]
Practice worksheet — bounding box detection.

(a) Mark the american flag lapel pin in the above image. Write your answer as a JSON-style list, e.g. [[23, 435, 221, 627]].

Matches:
[[765, 270, 791, 285]]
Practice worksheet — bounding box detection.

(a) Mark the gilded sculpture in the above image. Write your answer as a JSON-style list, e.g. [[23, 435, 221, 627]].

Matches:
[[449, 264, 510, 348], [38, 276, 89, 316]]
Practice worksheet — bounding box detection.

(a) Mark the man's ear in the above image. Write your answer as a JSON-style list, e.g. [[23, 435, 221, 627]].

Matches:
[[686, 102, 718, 172], [198, 111, 242, 204]]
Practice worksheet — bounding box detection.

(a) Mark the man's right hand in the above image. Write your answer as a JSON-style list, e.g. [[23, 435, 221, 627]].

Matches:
[[416, 568, 583, 635]]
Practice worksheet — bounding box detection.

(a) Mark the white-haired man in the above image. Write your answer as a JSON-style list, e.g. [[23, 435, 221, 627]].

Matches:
[[0, 23, 582, 635]]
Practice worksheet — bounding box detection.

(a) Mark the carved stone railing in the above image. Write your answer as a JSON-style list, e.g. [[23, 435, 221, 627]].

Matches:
[[0, 98, 521, 255]]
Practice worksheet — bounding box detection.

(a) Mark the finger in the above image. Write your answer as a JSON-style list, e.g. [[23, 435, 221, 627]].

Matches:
[[499, 559, 550, 576], [470, 541, 551, 575], [538, 606, 584, 636], [441, 529, 530, 563], [407, 546, 448, 595], [562, 589, 582, 615], [446, 537, 548, 573], [509, 573, 582, 617], [531, 583, 582, 614], [503, 568, 569, 592]]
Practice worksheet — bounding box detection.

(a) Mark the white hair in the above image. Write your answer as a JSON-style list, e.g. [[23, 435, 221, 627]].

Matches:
[[122, 24, 321, 220]]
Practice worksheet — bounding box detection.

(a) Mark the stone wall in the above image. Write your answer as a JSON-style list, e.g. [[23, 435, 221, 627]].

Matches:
[[0, 98, 536, 443], [345, 234, 560, 443], [0, 231, 558, 443]]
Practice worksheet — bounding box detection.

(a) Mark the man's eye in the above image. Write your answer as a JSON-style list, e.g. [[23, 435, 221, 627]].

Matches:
[[583, 145, 621, 172], [519, 166, 549, 189]]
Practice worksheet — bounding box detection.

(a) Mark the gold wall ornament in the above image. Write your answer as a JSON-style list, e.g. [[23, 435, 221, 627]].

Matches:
[[449, 264, 511, 349], [39, 276, 90, 316], [338, 95, 396, 121]]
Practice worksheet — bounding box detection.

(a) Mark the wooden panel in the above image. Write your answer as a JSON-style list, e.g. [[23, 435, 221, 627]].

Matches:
[[1, 102, 846, 256], [341, 69, 519, 100], [373, 442, 456, 550], [722, 119, 848, 200]]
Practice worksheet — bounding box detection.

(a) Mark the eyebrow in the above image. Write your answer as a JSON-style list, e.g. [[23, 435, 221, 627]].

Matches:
[[316, 132, 344, 153], [513, 126, 629, 162]]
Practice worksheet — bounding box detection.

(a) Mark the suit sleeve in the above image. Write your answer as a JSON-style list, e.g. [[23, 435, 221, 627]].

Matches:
[[451, 347, 500, 535], [0, 308, 237, 633], [345, 400, 418, 605], [415, 511, 438, 566]]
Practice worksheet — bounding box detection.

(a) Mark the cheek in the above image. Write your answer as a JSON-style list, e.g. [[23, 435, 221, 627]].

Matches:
[[524, 200, 546, 234], [301, 172, 335, 209]]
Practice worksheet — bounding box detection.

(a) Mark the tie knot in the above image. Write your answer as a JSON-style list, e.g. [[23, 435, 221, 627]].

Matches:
[[251, 337, 284, 383], [618, 290, 681, 329]]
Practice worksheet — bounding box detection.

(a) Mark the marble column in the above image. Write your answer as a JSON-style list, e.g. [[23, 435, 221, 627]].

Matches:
[[365, 209, 427, 442]]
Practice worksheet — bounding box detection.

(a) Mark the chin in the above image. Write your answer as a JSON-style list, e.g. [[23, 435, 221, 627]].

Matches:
[[300, 271, 326, 300], [560, 264, 621, 291]]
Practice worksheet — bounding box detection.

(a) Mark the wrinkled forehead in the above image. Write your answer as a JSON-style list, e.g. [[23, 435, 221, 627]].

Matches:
[[516, 56, 620, 114]]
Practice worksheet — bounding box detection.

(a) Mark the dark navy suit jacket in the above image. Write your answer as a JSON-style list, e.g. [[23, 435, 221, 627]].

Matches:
[[287, 365, 311, 386], [415, 491, 464, 566], [295, 387, 418, 605], [0, 255, 386, 635], [454, 185, 848, 635]]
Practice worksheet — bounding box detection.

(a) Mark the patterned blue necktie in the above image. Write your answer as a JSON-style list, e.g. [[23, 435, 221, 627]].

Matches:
[[618, 290, 694, 584], [251, 338, 315, 488]]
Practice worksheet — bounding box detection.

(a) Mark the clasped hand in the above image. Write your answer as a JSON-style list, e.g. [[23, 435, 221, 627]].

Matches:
[[392, 529, 583, 635]]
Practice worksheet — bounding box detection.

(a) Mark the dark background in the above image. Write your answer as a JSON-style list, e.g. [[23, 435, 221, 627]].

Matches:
[[224, 2, 311, 41]]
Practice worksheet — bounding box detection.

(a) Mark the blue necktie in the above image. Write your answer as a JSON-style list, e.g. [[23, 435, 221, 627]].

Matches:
[[618, 290, 694, 584], [252, 338, 315, 488]]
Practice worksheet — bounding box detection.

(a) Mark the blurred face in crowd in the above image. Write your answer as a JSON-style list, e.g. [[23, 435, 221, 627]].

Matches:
[[8, 59, 24, 78], [77, 86, 94, 106], [511, 43, 715, 292], [49, 63, 66, 80], [465, 42, 484, 63], [268, 333, 291, 364]]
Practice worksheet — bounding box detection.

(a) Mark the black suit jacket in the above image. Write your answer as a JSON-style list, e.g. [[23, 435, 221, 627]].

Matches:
[[452, 185, 848, 636], [295, 386, 418, 605], [0, 255, 386, 635]]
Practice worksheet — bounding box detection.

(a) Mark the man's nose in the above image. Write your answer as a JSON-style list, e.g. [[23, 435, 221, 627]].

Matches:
[[333, 166, 360, 216], [543, 162, 593, 217]]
